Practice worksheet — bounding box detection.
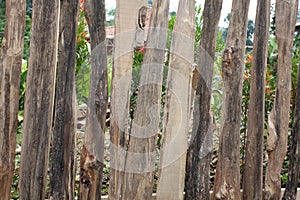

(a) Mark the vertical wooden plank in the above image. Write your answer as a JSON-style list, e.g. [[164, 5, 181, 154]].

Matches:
[[283, 55, 300, 200], [109, 0, 147, 199], [185, 0, 223, 199], [49, 0, 79, 199], [242, 0, 270, 199], [0, 0, 26, 199], [212, 0, 250, 199], [265, 0, 299, 199], [78, 0, 108, 199], [156, 0, 195, 199], [122, 0, 169, 199], [19, 0, 59, 199]]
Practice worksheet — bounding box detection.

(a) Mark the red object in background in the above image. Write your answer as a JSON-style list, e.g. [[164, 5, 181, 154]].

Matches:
[[138, 46, 146, 53]]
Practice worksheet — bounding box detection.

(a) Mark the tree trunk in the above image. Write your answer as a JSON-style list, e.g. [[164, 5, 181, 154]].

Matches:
[[283, 56, 300, 200], [156, 0, 194, 199], [19, 0, 59, 199], [109, 0, 147, 199], [122, 0, 169, 199], [212, 0, 250, 199], [185, 0, 223, 199], [265, 1, 298, 199], [242, 0, 270, 199], [0, 1, 26, 199], [79, 0, 108, 199], [49, 0, 79, 199]]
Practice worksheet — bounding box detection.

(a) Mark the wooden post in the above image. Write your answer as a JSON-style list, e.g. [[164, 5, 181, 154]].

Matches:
[[213, 0, 250, 199], [122, 0, 169, 199], [185, 0, 223, 199], [156, 0, 195, 199], [19, 0, 59, 199], [242, 0, 270, 199], [265, 0, 299, 199], [283, 55, 300, 200], [78, 0, 108, 199], [49, 0, 79, 199], [0, 0, 26, 199], [109, 0, 147, 199]]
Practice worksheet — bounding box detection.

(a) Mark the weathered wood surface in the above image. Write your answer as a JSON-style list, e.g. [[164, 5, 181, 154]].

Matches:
[[242, 0, 270, 199], [78, 0, 108, 199], [185, 0, 223, 199], [283, 56, 300, 200], [213, 0, 250, 199], [109, 0, 147, 199], [0, 0, 26, 199], [19, 0, 59, 199], [156, 0, 195, 199], [122, 0, 169, 199], [265, 0, 299, 199], [49, 0, 79, 199]]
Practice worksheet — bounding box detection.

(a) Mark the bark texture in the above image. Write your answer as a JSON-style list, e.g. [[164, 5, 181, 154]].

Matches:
[[265, 0, 299, 199], [242, 0, 270, 199], [213, 0, 250, 199], [122, 0, 169, 199], [283, 56, 300, 200], [19, 0, 59, 199], [0, 0, 26, 199], [156, 0, 195, 199], [79, 0, 108, 199], [49, 0, 79, 199], [185, 0, 223, 199], [109, 0, 147, 199]]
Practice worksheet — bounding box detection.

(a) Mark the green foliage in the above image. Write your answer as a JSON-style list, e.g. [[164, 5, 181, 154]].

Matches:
[[76, 8, 91, 104], [26, 0, 32, 17], [11, 154, 20, 200], [23, 15, 31, 60], [211, 30, 225, 123], [246, 20, 254, 46], [130, 49, 144, 119], [106, 8, 115, 26], [240, 53, 252, 174], [195, 5, 202, 44], [0, 0, 5, 46]]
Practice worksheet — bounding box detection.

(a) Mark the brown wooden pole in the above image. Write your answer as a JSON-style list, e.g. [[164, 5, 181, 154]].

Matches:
[[242, 0, 270, 199], [78, 0, 108, 199], [265, 0, 299, 199], [213, 0, 250, 199], [0, 0, 26, 199], [19, 0, 59, 199], [185, 0, 223, 199], [49, 0, 79, 199]]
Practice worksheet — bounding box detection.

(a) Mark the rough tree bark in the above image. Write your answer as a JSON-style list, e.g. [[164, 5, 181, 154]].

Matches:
[[265, 0, 298, 199], [49, 0, 79, 199], [109, 0, 147, 199], [19, 0, 59, 199], [283, 56, 300, 200], [156, 0, 195, 199], [0, 0, 26, 199], [242, 0, 270, 199], [122, 0, 169, 199], [78, 0, 108, 199], [212, 0, 250, 199], [185, 0, 223, 199]]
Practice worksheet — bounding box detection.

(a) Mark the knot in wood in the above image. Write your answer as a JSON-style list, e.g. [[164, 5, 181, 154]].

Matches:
[[222, 47, 233, 66], [222, 47, 234, 77]]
